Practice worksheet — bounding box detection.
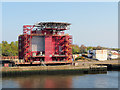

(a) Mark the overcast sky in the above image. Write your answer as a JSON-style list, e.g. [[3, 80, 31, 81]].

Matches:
[[2, 2, 118, 48]]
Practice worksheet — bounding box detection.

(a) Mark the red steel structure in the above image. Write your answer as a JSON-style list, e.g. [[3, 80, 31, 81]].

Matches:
[[18, 22, 72, 65]]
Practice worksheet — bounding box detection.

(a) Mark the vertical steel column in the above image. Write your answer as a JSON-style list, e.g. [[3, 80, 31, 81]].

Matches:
[[64, 35, 72, 62], [23, 25, 34, 62]]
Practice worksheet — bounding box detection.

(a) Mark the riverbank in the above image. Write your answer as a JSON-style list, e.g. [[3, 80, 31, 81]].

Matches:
[[2, 60, 120, 77], [2, 65, 107, 77], [75, 59, 120, 70]]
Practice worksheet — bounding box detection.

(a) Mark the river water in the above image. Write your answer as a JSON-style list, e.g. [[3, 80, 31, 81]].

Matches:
[[1, 71, 119, 88]]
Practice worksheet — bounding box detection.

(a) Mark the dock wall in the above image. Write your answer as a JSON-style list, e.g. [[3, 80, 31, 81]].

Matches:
[[2, 65, 107, 77]]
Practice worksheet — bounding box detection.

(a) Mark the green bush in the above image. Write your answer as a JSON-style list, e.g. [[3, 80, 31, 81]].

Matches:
[[75, 56, 81, 60]]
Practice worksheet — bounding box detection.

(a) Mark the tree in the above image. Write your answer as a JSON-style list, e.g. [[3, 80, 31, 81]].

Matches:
[[71, 44, 80, 54], [10, 41, 18, 56], [87, 46, 93, 51], [2, 41, 12, 56], [79, 44, 87, 54], [1, 41, 18, 56], [96, 46, 103, 50], [0, 43, 2, 57]]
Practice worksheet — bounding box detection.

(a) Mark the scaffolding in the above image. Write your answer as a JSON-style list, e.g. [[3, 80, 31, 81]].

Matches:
[[18, 22, 73, 64]]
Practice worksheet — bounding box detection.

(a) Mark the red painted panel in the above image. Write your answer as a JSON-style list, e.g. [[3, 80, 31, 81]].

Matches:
[[4, 63, 9, 67], [45, 36, 53, 62]]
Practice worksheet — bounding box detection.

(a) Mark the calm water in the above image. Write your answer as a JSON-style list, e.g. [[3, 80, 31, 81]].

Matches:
[[2, 71, 119, 88]]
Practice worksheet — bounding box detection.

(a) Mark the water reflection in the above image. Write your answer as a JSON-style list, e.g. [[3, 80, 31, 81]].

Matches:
[[3, 75, 74, 88], [2, 71, 118, 88]]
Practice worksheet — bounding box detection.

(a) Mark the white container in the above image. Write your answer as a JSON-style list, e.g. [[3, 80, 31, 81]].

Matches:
[[93, 50, 108, 61]]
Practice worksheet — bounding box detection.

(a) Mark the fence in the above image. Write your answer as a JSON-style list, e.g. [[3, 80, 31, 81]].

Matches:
[[0, 56, 18, 60]]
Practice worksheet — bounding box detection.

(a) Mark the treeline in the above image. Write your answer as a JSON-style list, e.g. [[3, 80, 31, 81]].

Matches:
[[0, 41, 119, 56], [0, 41, 18, 56], [71, 44, 120, 54]]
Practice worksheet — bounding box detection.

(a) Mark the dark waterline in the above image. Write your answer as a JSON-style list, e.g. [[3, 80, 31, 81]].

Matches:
[[2, 71, 118, 88]]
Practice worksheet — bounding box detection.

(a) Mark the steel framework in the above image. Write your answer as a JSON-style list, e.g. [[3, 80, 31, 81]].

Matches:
[[18, 22, 72, 64]]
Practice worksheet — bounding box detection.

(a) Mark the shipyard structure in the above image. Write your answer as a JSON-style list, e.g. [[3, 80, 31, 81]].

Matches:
[[18, 22, 72, 65]]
